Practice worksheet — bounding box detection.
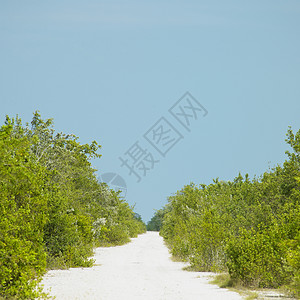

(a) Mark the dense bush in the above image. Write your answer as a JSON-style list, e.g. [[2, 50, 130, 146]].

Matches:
[[0, 120, 48, 299], [0, 112, 146, 299], [159, 127, 300, 297], [226, 225, 290, 287], [147, 209, 165, 231]]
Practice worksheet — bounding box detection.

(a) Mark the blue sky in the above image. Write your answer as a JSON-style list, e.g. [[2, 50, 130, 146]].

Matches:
[[1, 1, 300, 222]]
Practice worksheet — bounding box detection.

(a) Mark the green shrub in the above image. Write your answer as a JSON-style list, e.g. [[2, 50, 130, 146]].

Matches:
[[105, 225, 130, 245], [226, 225, 291, 288], [188, 211, 226, 272], [0, 113, 147, 298], [147, 210, 165, 231], [158, 127, 300, 294], [0, 120, 48, 299]]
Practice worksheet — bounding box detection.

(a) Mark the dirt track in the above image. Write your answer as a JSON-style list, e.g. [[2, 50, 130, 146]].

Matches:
[[41, 232, 242, 300]]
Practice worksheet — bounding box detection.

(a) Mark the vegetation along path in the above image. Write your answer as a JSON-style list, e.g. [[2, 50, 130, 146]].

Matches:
[[41, 232, 242, 300]]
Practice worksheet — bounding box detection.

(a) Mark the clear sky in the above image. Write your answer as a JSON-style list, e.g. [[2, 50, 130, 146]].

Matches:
[[1, 1, 300, 222]]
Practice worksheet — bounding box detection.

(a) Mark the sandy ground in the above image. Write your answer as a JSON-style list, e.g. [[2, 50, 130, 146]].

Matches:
[[41, 232, 243, 300]]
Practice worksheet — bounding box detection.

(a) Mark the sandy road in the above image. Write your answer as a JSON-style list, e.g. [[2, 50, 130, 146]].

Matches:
[[41, 232, 243, 300]]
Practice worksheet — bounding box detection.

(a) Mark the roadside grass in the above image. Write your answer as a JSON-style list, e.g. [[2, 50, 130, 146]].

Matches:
[[94, 238, 131, 248], [210, 273, 235, 288], [163, 240, 297, 299], [209, 273, 296, 300], [245, 293, 259, 300], [170, 254, 186, 262], [209, 273, 257, 299]]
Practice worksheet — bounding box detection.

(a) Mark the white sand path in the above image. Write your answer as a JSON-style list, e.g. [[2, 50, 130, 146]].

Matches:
[[41, 231, 243, 300]]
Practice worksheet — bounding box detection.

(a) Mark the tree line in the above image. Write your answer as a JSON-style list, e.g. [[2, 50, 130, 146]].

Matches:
[[0, 112, 146, 299], [148, 127, 300, 298]]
